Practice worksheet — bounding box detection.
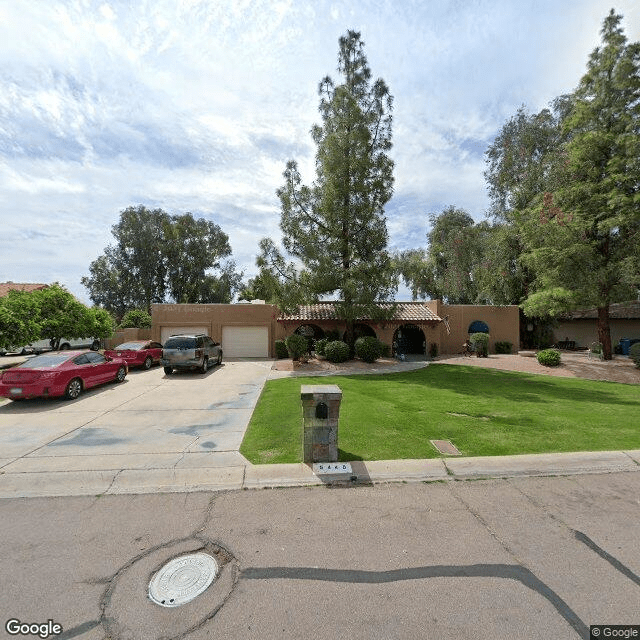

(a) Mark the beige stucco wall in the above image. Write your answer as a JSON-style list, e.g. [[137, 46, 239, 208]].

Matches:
[[152, 303, 280, 356], [427, 302, 520, 355], [553, 319, 640, 349]]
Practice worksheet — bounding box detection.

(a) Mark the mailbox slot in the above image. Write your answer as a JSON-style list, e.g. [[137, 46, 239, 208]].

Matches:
[[315, 402, 328, 419]]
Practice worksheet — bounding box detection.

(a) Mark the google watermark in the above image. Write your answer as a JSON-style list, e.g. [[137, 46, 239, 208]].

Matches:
[[5, 619, 62, 639], [591, 626, 640, 639]]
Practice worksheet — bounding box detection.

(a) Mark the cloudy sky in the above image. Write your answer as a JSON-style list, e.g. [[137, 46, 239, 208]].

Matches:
[[1, 0, 638, 303]]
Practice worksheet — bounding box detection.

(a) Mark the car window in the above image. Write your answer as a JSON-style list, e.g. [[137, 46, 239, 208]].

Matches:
[[150, 342, 162, 349], [86, 352, 106, 364], [164, 337, 196, 349], [73, 354, 90, 365], [115, 342, 145, 350], [17, 354, 70, 368]]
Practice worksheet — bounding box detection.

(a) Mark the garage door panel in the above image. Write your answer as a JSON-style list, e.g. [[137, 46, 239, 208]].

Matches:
[[161, 326, 208, 344], [222, 326, 268, 358]]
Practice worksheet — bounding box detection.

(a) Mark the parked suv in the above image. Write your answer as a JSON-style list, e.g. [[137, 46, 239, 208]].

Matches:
[[161, 334, 222, 374]]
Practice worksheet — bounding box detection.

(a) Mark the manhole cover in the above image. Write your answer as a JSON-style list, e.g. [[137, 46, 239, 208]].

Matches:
[[430, 439, 462, 455], [149, 553, 218, 607]]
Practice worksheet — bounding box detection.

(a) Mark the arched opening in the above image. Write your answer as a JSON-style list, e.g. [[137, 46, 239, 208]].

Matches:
[[343, 323, 377, 342], [393, 324, 425, 356], [294, 324, 325, 353], [468, 320, 489, 335]]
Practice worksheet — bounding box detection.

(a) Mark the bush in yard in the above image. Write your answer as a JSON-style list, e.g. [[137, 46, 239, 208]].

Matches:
[[469, 332, 489, 357], [275, 340, 288, 359], [314, 337, 328, 357], [285, 334, 308, 361], [629, 342, 640, 368], [354, 336, 383, 363], [379, 342, 391, 357], [537, 348, 561, 366], [325, 340, 350, 363], [495, 341, 513, 354], [324, 329, 340, 342]]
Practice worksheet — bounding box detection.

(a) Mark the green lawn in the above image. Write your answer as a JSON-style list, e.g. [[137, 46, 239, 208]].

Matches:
[[240, 365, 640, 464]]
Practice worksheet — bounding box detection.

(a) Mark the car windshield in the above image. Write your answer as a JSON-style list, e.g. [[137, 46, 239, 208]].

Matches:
[[17, 354, 70, 368], [164, 337, 196, 349], [115, 342, 145, 350]]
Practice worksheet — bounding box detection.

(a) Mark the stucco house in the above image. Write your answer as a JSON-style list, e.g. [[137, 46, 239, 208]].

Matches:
[[151, 300, 520, 358]]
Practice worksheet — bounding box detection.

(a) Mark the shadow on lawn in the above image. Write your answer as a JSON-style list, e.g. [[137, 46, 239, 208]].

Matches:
[[347, 365, 640, 408]]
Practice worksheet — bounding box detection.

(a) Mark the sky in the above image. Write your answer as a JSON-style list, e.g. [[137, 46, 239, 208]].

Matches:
[[1, 0, 638, 304]]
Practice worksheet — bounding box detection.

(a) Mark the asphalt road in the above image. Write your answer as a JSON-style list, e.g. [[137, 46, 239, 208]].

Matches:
[[2, 472, 638, 640]]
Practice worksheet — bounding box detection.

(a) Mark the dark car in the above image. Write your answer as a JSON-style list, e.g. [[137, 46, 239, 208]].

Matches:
[[161, 334, 223, 374], [104, 340, 163, 370], [0, 351, 128, 401]]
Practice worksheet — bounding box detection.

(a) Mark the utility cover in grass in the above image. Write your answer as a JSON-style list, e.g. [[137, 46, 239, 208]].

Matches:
[[430, 440, 461, 455]]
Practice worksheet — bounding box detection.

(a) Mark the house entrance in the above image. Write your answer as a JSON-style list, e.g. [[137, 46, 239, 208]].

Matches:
[[393, 324, 425, 356]]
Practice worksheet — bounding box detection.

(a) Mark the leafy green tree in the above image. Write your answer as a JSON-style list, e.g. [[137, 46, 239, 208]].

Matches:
[[0, 290, 41, 351], [520, 11, 640, 358], [120, 309, 152, 329], [260, 31, 397, 346], [83, 206, 242, 314]]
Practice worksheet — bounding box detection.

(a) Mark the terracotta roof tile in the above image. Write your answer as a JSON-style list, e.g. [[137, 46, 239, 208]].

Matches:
[[559, 301, 640, 320], [0, 282, 48, 297], [279, 302, 441, 322]]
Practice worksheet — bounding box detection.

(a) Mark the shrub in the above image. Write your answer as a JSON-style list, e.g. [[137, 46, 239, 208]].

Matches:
[[495, 341, 513, 354], [429, 343, 438, 359], [314, 337, 328, 357], [354, 336, 383, 363], [275, 340, 288, 359], [537, 348, 561, 367], [120, 309, 152, 329], [469, 332, 489, 357], [325, 340, 350, 363], [629, 342, 640, 368], [379, 342, 391, 357], [285, 334, 308, 361]]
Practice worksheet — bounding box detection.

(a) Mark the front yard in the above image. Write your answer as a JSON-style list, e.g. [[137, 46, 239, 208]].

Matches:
[[240, 364, 640, 464]]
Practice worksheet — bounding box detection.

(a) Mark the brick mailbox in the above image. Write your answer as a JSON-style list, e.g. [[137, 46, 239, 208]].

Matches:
[[301, 384, 342, 463]]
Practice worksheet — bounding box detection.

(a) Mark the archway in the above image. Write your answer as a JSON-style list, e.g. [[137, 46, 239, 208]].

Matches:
[[393, 324, 425, 355], [468, 320, 489, 335], [344, 323, 377, 342]]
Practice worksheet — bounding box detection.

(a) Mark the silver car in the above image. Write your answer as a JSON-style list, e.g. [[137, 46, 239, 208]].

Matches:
[[161, 334, 223, 374]]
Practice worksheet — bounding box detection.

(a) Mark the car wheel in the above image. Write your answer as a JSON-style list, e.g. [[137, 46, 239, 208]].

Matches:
[[164, 366, 173, 375], [200, 357, 209, 373], [143, 356, 152, 370], [115, 366, 126, 383], [60, 343, 70, 350], [217, 352, 222, 365], [91, 340, 100, 351], [65, 378, 82, 400]]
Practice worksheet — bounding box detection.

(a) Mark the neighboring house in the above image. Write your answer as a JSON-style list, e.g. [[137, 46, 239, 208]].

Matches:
[[152, 301, 520, 358], [554, 301, 640, 349], [0, 281, 48, 297]]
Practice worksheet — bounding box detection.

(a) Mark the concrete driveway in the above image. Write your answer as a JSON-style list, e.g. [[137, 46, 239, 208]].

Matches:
[[0, 359, 272, 479]]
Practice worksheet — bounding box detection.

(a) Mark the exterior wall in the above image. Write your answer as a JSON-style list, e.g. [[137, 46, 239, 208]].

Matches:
[[553, 319, 640, 349], [152, 303, 279, 357], [435, 303, 520, 355], [104, 327, 151, 350]]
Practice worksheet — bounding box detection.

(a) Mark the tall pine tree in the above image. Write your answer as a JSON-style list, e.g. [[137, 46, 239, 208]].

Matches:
[[261, 31, 397, 346]]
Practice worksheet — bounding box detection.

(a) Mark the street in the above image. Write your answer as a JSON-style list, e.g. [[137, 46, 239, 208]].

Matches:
[[1, 471, 639, 639]]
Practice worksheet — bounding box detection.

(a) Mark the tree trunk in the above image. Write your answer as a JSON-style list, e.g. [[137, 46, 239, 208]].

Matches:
[[597, 306, 612, 360]]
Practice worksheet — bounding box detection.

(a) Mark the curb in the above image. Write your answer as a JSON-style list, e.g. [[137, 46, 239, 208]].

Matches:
[[0, 450, 638, 499]]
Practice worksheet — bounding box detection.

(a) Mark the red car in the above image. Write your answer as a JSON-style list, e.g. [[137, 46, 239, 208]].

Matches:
[[0, 351, 128, 401], [104, 340, 163, 370]]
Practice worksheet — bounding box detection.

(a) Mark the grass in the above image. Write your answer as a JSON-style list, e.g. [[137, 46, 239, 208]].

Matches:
[[239, 364, 640, 464]]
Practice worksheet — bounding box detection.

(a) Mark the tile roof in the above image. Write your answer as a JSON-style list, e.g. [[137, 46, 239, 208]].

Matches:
[[0, 282, 48, 297], [559, 301, 640, 320], [279, 302, 442, 322]]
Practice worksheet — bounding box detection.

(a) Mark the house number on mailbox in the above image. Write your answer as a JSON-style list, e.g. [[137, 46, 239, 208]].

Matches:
[[315, 402, 328, 419]]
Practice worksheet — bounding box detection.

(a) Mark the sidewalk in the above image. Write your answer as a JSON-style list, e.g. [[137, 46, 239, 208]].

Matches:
[[1, 450, 638, 499]]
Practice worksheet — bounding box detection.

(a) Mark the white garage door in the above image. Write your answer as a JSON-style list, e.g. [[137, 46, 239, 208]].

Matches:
[[222, 326, 269, 358], [161, 326, 208, 344]]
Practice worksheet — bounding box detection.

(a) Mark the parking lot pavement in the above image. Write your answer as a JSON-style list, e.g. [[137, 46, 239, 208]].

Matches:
[[1, 473, 638, 639], [0, 360, 272, 489]]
